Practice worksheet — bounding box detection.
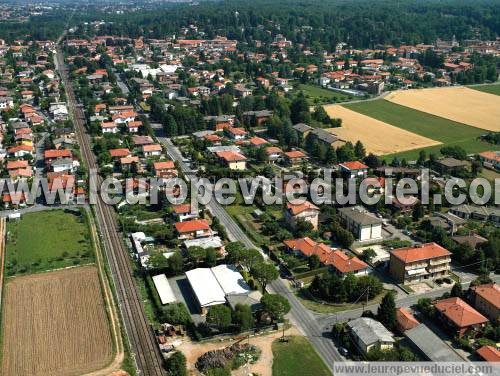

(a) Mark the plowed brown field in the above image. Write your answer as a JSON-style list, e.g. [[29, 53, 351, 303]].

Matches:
[[1, 266, 113, 376]]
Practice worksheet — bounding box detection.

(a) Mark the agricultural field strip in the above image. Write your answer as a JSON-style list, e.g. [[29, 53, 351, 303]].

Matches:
[[1, 266, 114, 376], [385, 87, 500, 132], [324, 104, 441, 155]]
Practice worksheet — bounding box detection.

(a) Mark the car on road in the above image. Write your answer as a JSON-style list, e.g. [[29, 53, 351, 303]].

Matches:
[[338, 347, 349, 356]]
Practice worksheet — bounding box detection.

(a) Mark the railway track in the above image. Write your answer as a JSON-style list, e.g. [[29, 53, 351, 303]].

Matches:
[[55, 49, 165, 376]]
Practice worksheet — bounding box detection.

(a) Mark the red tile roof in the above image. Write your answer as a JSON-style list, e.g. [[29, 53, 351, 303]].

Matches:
[[249, 136, 268, 146], [6, 160, 29, 170], [142, 144, 162, 152], [286, 201, 319, 215], [396, 307, 420, 331], [154, 161, 175, 170], [228, 127, 247, 135], [328, 250, 368, 273], [175, 219, 210, 233], [471, 283, 500, 309], [434, 297, 488, 328], [477, 345, 500, 363], [216, 150, 247, 162], [390, 242, 451, 264], [44, 149, 72, 159], [340, 161, 369, 170], [172, 203, 193, 214], [284, 150, 306, 159], [109, 148, 130, 158]]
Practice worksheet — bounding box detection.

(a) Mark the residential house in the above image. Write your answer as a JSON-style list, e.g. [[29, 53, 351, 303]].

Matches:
[[435, 157, 468, 175], [389, 242, 452, 284], [175, 219, 212, 240], [395, 307, 420, 333], [142, 144, 162, 157], [172, 203, 199, 222], [242, 110, 273, 126], [283, 150, 307, 166], [449, 204, 500, 224], [469, 283, 499, 322], [109, 148, 131, 160], [338, 206, 383, 242], [478, 151, 500, 170], [347, 317, 395, 355], [477, 346, 500, 363], [340, 161, 369, 179], [284, 201, 320, 230], [7, 144, 33, 158], [216, 150, 247, 170], [153, 160, 177, 178], [101, 121, 119, 134], [265, 146, 283, 163], [434, 297, 488, 337], [227, 127, 247, 141]]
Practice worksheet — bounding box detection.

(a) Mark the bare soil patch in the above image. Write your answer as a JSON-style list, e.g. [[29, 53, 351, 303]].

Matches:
[[386, 87, 500, 132], [324, 105, 440, 155], [1, 266, 114, 376]]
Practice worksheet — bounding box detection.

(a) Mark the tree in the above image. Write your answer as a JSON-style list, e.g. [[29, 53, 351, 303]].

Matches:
[[240, 248, 264, 270], [412, 203, 425, 221], [165, 351, 187, 376], [225, 241, 245, 264], [207, 305, 232, 330], [232, 304, 254, 332], [308, 254, 321, 270], [162, 303, 192, 326], [360, 248, 376, 263], [205, 248, 218, 267], [354, 140, 366, 159], [187, 246, 206, 266], [377, 292, 397, 331], [148, 251, 169, 269], [261, 294, 291, 321], [450, 282, 463, 298], [251, 262, 279, 292], [168, 252, 184, 275]]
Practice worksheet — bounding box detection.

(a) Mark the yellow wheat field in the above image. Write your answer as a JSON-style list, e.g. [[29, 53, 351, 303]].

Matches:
[[1, 266, 114, 376], [324, 105, 441, 155], [385, 87, 500, 132]]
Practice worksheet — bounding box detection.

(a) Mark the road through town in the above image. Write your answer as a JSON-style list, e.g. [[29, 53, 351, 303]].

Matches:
[[158, 136, 343, 373]]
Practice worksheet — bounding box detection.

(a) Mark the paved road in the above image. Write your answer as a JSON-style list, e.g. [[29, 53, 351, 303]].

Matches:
[[158, 136, 343, 373]]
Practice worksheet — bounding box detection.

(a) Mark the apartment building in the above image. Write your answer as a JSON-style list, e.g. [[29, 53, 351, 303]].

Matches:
[[389, 242, 451, 284]]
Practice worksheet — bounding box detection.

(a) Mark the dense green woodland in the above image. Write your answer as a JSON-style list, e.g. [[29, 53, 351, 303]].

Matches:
[[1, 0, 499, 47]]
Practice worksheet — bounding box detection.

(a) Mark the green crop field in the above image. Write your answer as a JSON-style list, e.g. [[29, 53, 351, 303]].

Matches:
[[298, 84, 351, 104], [5, 209, 94, 276], [470, 83, 500, 96], [344, 100, 492, 160], [272, 336, 331, 376]]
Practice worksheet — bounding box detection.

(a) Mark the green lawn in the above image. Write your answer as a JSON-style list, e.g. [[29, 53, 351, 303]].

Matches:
[[272, 336, 331, 376], [5, 209, 94, 276], [344, 100, 492, 160], [470, 83, 500, 96], [298, 84, 351, 104]]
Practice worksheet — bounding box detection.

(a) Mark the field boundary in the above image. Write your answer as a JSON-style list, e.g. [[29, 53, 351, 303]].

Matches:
[[0, 218, 6, 308], [83, 207, 125, 376]]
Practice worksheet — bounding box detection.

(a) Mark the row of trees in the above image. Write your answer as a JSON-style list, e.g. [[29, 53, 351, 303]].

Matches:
[[309, 272, 383, 304]]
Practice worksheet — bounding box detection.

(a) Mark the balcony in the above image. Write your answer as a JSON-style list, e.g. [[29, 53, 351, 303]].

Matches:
[[427, 265, 450, 274], [405, 262, 428, 271], [429, 257, 451, 266]]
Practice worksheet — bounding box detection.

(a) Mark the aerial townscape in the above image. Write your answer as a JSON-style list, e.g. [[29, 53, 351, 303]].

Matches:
[[0, 1, 499, 376]]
